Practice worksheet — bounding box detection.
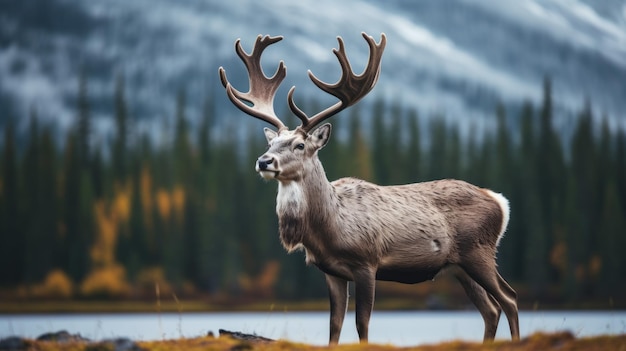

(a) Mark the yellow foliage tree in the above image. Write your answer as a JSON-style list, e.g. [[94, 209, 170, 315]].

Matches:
[[238, 260, 280, 298], [31, 269, 74, 299], [91, 200, 117, 267], [156, 189, 171, 221], [80, 263, 131, 298], [140, 165, 154, 232], [155, 186, 186, 224], [171, 185, 185, 224], [83, 193, 134, 298], [136, 266, 173, 297], [113, 184, 131, 223]]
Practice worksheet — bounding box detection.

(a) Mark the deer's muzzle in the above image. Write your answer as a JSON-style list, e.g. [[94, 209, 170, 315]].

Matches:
[[256, 155, 278, 179], [257, 156, 274, 170]]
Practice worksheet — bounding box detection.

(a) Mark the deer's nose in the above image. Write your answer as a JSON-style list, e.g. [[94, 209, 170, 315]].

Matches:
[[257, 156, 274, 170]]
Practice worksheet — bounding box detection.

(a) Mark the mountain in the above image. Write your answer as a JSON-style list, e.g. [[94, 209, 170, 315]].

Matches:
[[1, 0, 625, 141]]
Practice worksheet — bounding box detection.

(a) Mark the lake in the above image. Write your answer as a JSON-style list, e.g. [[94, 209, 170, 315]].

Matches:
[[1, 310, 625, 346]]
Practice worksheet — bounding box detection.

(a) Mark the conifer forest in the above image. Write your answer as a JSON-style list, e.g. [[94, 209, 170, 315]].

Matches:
[[0, 72, 625, 308]]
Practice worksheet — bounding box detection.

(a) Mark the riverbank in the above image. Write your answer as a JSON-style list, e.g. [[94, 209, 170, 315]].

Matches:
[[0, 297, 622, 314], [1, 330, 625, 351], [0, 299, 333, 314]]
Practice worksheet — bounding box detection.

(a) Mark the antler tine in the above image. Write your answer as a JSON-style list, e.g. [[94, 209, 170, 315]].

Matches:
[[219, 35, 287, 131], [290, 32, 386, 133]]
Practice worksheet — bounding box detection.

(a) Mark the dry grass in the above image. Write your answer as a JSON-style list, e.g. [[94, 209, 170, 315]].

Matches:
[[13, 332, 626, 351]]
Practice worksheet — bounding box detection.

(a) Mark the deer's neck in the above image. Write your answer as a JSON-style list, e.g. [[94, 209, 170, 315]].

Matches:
[[276, 159, 337, 252]]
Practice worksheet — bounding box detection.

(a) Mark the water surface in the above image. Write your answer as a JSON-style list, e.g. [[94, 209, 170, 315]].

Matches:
[[1, 311, 624, 346]]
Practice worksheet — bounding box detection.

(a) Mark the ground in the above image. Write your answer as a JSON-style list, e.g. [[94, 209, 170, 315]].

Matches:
[[2, 331, 626, 351]]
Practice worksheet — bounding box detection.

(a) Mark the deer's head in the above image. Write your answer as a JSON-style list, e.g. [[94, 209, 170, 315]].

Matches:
[[254, 125, 330, 181], [219, 33, 386, 182]]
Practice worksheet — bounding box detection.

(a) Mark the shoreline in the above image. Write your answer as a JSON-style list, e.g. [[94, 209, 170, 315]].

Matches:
[[2, 330, 626, 351], [1, 298, 623, 314]]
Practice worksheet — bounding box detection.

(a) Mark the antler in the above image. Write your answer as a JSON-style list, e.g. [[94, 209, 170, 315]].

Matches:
[[289, 32, 386, 133], [219, 35, 287, 131]]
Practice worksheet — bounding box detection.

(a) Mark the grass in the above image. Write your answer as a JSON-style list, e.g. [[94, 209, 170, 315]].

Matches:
[[10, 332, 626, 351], [0, 299, 333, 314]]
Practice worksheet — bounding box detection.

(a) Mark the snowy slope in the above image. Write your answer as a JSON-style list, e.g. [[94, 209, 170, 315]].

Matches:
[[0, 0, 625, 138]]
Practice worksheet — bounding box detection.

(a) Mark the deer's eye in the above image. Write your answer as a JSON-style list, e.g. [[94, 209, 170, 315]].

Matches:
[[295, 143, 305, 150]]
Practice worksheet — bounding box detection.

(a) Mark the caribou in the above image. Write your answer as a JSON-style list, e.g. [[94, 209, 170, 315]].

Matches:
[[218, 33, 519, 344]]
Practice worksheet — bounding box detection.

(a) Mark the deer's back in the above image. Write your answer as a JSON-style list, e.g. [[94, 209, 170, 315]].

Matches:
[[330, 177, 505, 267]]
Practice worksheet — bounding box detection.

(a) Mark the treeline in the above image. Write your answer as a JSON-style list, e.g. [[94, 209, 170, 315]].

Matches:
[[0, 73, 625, 305]]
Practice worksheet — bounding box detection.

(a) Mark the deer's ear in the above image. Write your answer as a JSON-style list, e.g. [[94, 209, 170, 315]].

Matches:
[[311, 123, 331, 149], [264, 127, 278, 143]]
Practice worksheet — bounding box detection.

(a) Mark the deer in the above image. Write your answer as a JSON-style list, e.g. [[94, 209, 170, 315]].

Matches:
[[218, 32, 520, 345]]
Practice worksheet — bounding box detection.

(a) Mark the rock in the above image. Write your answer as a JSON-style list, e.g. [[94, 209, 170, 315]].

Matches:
[[0, 336, 27, 350], [218, 329, 274, 342], [86, 337, 143, 351], [36, 330, 90, 342], [35, 331, 140, 351]]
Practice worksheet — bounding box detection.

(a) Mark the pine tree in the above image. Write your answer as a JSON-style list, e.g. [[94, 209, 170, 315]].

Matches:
[[444, 121, 462, 179], [22, 110, 58, 283], [62, 132, 92, 282], [426, 117, 448, 180], [506, 102, 534, 280], [22, 109, 43, 283], [39, 124, 60, 270], [211, 125, 244, 292], [387, 100, 404, 184], [113, 73, 129, 182], [463, 124, 482, 185], [173, 88, 193, 185], [199, 95, 214, 167], [0, 116, 22, 286], [492, 103, 515, 278], [346, 105, 372, 181], [194, 95, 217, 289], [405, 108, 421, 182], [615, 129, 626, 212], [597, 181, 625, 297], [518, 98, 547, 297], [527, 77, 564, 298], [62, 70, 96, 283], [371, 98, 389, 184], [567, 100, 595, 299], [76, 67, 91, 169]]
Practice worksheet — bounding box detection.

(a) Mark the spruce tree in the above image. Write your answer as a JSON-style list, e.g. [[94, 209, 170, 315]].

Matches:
[[405, 108, 421, 182], [113, 73, 129, 182], [346, 105, 373, 181], [22, 110, 59, 283], [567, 100, 595, 299], [22, 109, 43, 283], [371, 98, 389, 184], [0, 116, 22, 286], [62, 133, 91, 282], [492, 103, 515, 278], [76, 67, 91, 169]]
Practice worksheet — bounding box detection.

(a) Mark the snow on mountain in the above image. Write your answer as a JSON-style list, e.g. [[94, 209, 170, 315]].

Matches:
[[0, 0, 624, 140]]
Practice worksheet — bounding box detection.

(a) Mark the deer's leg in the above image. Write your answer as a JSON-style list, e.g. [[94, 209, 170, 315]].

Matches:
[[461, 257, 520, 341], [454, 267, 501, 341], [495, 271, 519, 340], [325, 274, 348, 345], [353, 268, 376, 343]]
